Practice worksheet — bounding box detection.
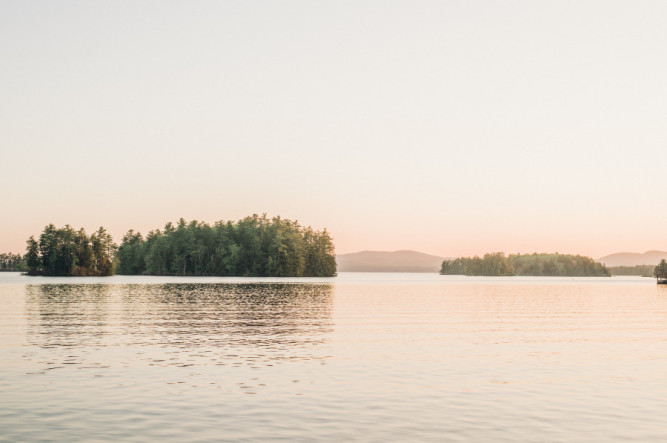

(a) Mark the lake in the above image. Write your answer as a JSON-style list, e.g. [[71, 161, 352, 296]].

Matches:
[[1, 272, 667, 442]]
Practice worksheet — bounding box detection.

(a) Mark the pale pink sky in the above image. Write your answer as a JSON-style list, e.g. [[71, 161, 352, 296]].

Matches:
[[2, 1, 666, 259]]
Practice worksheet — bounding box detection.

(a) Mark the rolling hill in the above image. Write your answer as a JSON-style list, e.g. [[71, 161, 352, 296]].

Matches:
[[336, 250, 446, 273], [597, 250, 667, 267]]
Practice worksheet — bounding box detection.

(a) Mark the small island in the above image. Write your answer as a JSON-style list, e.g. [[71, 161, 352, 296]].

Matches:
[[655, 259, 667, 284], [22, 214, 337, 277], [440, 252, 610, 277]]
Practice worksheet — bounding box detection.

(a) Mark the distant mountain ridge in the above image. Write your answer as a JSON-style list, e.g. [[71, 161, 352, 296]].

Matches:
[[597, 250, 667, 267], [336, 250, 446, 273]]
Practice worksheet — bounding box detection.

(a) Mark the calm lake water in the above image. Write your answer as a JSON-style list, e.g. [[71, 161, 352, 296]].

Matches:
[[2, 272, 667, 442]]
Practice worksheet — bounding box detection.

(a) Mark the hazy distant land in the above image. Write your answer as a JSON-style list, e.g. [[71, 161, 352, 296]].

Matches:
[[597, 250, 667, 267], [336, 250, 445, 273], [606, 265, 656, 277]]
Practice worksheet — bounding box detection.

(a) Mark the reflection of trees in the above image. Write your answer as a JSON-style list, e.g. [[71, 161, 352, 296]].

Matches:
[[26, 284, 111, 348], [118, 283, 334, 350], [25, 283, 334, 370]]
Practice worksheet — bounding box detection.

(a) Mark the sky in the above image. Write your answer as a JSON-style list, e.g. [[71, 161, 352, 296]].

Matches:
[[1, 0, 666, 258]]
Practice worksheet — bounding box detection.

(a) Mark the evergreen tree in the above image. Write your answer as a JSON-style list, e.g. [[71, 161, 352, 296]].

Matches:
[[115, 230, 146, 275], [25, 215, 337, 277], [91, 227, 115, 276], [655, 259, 667, 279], [441, 252, 609, 277]]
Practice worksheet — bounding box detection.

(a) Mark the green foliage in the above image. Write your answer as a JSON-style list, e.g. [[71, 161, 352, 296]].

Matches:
[[440, 257, 465, 275], [25, 236, 40, 274], [607, 265, 656, 277], [115, 215, 337, 277], [511, 253, 609, 277], [0, 252, 25, 271], [28, 224, 116, 276], [654, 259, 667, 279], [115, 230, 145, 275], [24, 215, 337, 277], [91, 227, 115, 276], [441, 252, 610, 277]]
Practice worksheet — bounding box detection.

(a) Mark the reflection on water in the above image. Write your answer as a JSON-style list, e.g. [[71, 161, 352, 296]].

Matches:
[[25, 283, 333, 372], [3, 276, 667, 442], [27, 284, 111, 348]]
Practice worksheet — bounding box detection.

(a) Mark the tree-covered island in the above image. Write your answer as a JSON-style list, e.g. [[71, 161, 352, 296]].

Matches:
[[24, 225, 115, 276], [440, 252, 610, 277], [23, 215, 337, 277], [655, 259, 667, 283]]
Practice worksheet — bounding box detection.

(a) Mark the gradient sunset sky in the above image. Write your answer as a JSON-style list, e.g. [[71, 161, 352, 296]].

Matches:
[[2, 1, 666, 258]]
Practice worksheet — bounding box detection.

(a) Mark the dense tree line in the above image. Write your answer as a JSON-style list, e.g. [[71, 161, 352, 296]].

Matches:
[[0, 253, 25, 271], [441, 252, 514, 276], [441, 252, 610, 277], [24, 225, 116, 276], [607, 265, 656, 277], [116, 215, 337, 277], [655, 260, 667, 279], [23, 216, 337, 277]]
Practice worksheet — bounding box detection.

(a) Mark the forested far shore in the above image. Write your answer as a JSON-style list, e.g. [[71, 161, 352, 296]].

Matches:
[[0, 253, 25, 272], [22, 215, 337, 277], [441, 252, 610, 277], [607, 265, 656, 277]]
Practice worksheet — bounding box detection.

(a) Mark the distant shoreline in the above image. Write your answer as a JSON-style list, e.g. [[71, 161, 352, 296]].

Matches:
[[441, 252, 610, 277]]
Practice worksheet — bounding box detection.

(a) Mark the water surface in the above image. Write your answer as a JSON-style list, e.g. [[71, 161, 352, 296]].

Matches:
[[1, 272, 667, 441]]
